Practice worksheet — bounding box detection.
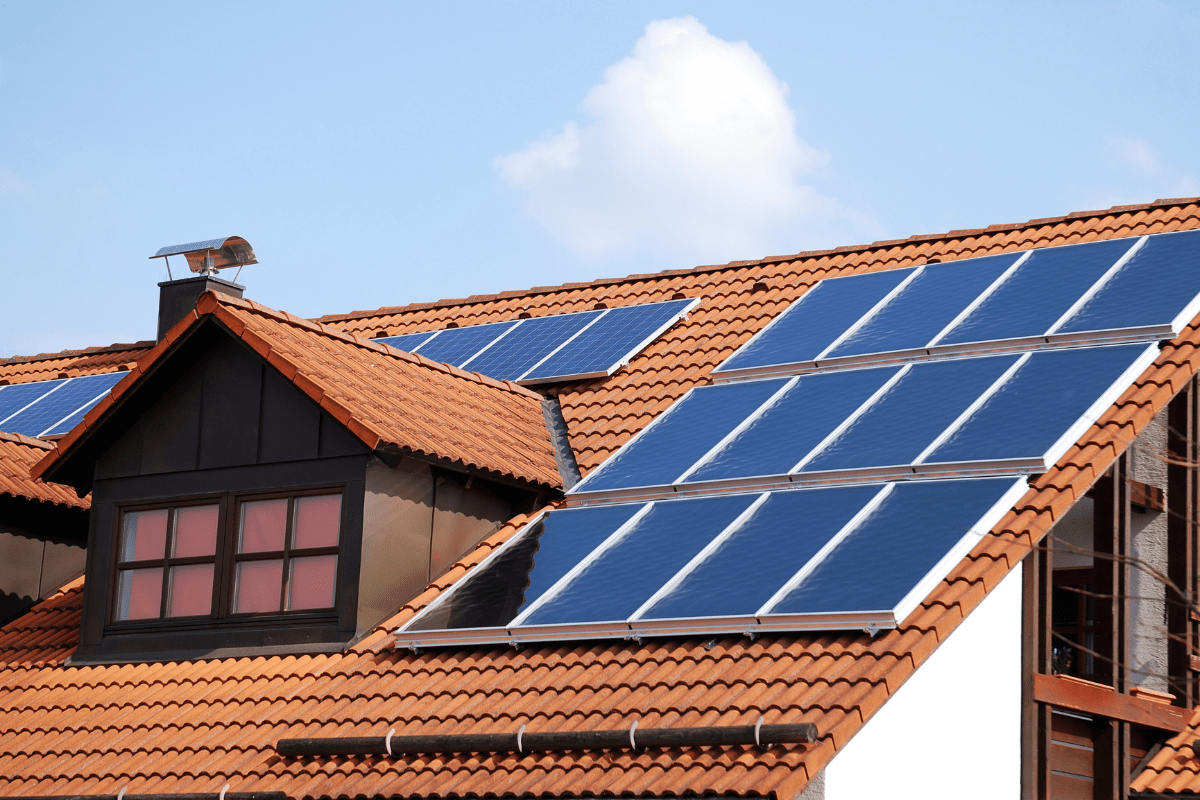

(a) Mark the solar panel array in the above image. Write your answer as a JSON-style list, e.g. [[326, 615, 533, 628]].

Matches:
[[0, 372, 126, 437], [403, 477, 1027, 644], [716, 231, 1200, 378], [375, 298, 698, 384], [399, 231, 1200, 648]]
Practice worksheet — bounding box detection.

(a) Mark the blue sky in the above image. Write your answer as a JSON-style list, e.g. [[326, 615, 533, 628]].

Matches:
[[1, 2, 1198, 357]]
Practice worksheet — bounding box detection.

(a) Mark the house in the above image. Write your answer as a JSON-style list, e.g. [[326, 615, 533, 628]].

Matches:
[[2, 198, 1200, 799]]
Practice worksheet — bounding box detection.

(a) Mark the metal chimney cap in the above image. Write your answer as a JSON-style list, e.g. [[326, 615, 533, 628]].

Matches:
[[150, 236, 257, 277]]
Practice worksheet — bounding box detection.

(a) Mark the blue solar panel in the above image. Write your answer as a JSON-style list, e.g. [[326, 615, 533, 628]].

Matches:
[[924, 343, 1151, 465], [414, 321, 518, 366], [0, 379, 68, 429], [716, 269, 914, 374], [765, 478, 1018, 615], [466, 310, 604, 381], [826, 254, 1020, 358], [523, 299, 694, 382], [38, 373, 127, 436], [405, 502, 643, 631], [684, 366, 900, 484], [572, 378, 787, 494], [639, 485, 884, 621], [1, 373, 125, 436], [518, 494, 758, 627], [937, 239, 1136, 346], [800, 355, 1018, 473], [1058, 230, 1200, 334], [376, 331, 438, 353]]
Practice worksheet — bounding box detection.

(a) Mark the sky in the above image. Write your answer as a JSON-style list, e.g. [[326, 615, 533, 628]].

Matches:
[[1, 1, 1198, 358]]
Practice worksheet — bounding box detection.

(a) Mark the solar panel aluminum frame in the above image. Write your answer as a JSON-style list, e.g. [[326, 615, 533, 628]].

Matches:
[[517, 297, 701, 385]]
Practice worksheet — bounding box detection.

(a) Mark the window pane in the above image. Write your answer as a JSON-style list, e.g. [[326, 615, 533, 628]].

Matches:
[[233, 559, 283, 613], [172, 505, 219, 558], [167, 564, 214, 617], [121, 509, 168, 562], [293, 495, 341, 549], [116, 568, 163, 620], [239, 499, 288, 553], [288, 555, 338, 610]]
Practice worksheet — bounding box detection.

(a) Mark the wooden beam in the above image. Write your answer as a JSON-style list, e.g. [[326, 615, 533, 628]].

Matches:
[[1130, 480, 1165, 513], [1033, 674, 1189, 733]]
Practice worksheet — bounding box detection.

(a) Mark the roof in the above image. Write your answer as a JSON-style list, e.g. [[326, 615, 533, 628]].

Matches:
[[0, 432, 86, 509], [1132, 713, 1200, 792], [0, 342, 151, 386], [32, 292, 563, 491], [1, 197, 1199, 798], [323, 197, 1200, 475]]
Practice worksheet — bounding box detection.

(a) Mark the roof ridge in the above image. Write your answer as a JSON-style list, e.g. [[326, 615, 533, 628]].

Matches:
[[315, 196, 1200, 324], [204, 293, 544, 400], [0, 341, 154, 368], [0, 430, 54, 451]]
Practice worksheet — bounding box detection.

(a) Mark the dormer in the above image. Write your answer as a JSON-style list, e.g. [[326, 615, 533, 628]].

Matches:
[[34, 291, 563, 662]]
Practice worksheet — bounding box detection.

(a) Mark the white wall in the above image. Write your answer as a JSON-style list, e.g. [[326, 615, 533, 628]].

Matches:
[[823, 562, 1022, 799]]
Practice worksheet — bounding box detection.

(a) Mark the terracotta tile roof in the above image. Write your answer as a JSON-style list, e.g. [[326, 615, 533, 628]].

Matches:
[[0, 198, 1198, 798], [319, 197, 1200, 474], [0, 343, 151, 386], [32, 293, 563, 490], [1133, 711, 1200, 792], [0, 432, 86, 509]]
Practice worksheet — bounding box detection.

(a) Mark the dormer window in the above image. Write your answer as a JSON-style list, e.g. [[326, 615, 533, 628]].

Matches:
[[113, 490, 343, 624]]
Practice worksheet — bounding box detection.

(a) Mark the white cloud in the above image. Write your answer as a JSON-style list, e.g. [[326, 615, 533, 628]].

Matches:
[[497, 17, 877, 263]]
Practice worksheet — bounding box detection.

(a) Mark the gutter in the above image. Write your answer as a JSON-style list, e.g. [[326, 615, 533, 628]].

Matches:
[[277, 720, 817, 758]]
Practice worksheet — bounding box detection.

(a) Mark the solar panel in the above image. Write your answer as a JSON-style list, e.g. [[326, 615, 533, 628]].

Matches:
[[798, 355, 1019, 474], [570, 378, 788, 494], [38, 373, 127, 436], [0, 379, 68, 429], [1057, 230, 1200, 335], [934, 238, 1136, 346], [376, 299, 696, 384], [682, 366, 900, 485], [824, 254, 1020, 359], [761, 477, 1018, 619], [399, 477, 1027, 646], [0, 373, 125, 437], [413, 320, 518, 366], [716, 269, 914, 374], [515, 493, 758, 628], [376, 330, 437, 353], [522, 298, 697, 383], [638, 484, 882, 621], [463, 310, 603, 381], [405, 503, 643, 633], [921, 343, 1155, 466]]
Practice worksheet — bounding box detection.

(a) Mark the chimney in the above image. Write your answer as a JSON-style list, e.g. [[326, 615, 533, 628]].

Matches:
[[150, 237, 256, 339]]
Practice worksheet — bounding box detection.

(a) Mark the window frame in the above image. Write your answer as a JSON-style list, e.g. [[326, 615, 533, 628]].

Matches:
[[105, 484, 348, 630]]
